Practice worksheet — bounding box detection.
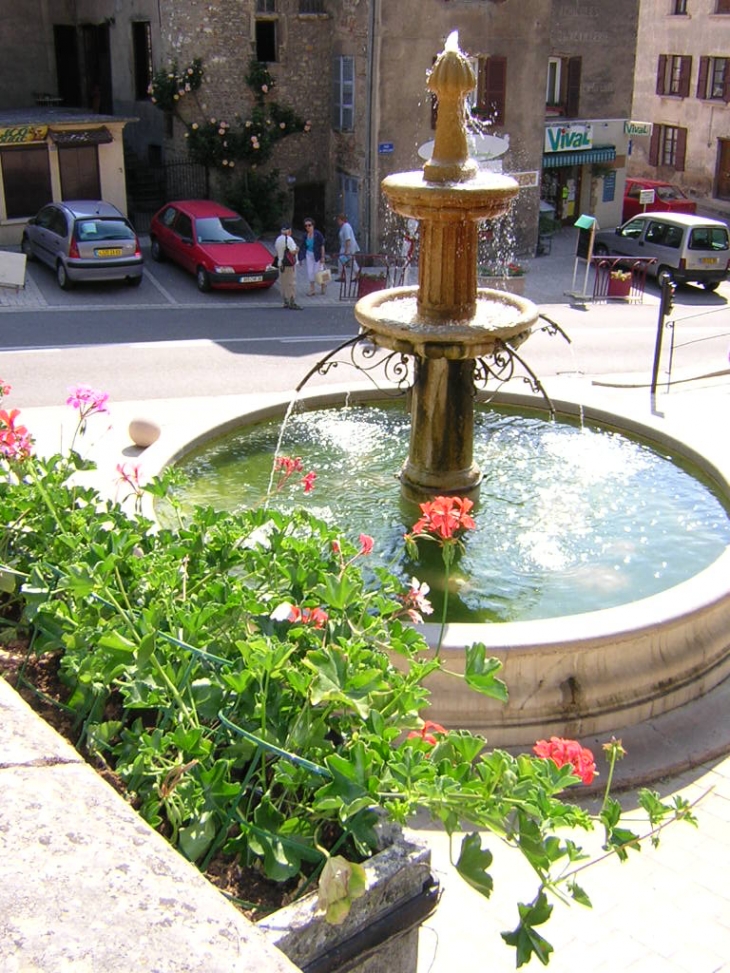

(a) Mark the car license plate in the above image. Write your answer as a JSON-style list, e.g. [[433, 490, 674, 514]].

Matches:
[[241, 275, 263, 283], [96, 248, 123, 257], [700, 257, 717, 265]]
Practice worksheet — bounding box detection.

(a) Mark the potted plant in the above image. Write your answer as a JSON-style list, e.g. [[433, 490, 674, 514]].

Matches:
[[357, 272, 388, 298], [0, 381, 698, 969], [607, 268, 632, 298], [477, 260, 527, 295]]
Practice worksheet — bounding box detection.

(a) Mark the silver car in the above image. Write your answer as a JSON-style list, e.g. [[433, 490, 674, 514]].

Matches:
[[21, 200, 144, 289], [594, 212, 730, 290]]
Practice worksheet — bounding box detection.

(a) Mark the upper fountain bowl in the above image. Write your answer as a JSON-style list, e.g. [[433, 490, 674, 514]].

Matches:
[[382, 169, 519, 224], [354, 285, 537, 359]]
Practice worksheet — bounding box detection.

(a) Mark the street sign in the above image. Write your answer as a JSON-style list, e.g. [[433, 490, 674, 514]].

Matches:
[[639, 189, 656, 206], [378, 142, 394, 154]]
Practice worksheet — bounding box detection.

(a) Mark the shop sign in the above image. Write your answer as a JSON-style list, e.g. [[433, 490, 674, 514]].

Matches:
[[509, 171, 540, 188], [0, 124, 48, 145], [624, 120, 653, 137], [544, 123, 593, 153]]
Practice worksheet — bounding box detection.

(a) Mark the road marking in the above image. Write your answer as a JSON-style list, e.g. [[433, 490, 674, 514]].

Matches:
[[0, 335, 353, 354], [143, 269, 180, 305]]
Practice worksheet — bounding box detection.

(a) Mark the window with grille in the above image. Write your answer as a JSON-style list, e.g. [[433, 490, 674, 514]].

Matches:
[[132, 21, 153, 100], [697, 56, 730, 100], [299, 0, 325, 11], [656, 54, 692, 96], [673, 0, 687, 13], [257, 0, 276, 11], [333, 56, 354, 131], [716, 0, 730, 12]]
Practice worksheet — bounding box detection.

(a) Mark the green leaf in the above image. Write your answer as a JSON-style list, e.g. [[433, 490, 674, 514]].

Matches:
[[464, 644, 509, 701], [455, 832, 494, 898], [179, 810, 216, 862], [568, 880, 592, 908], [501, 892, 555, 968], [135, 632, 156, 669], [0, 569, 16, 594], [318, 855, 367, 925], [97, 631, 137, 653]]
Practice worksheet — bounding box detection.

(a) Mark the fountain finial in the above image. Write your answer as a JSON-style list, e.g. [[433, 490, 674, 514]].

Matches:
[[423, 31, 478, 183]]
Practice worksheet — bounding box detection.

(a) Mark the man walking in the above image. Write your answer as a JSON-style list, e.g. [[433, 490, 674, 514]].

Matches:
[[337, 214, 360, 280], [275, 222, 301, 310]]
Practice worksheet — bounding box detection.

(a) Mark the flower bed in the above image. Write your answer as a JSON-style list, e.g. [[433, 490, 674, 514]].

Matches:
[[0, 379, 699, 969]]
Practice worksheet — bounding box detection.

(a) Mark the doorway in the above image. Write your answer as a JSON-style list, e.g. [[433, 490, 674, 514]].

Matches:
[[716, 139, 730, 199]]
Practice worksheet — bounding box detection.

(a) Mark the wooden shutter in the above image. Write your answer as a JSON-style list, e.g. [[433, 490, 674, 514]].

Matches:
[[675, 127, 687, 170], [483, 56, 507, 126], [648, 125, 660, 165], [565, 57, 581, 117], [679, 56, 692, 97], [656, 54, 667, 95], [697, 56, 709, 98]]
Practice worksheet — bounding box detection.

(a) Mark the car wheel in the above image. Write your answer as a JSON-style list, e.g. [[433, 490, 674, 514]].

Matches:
[[56, 262, 72, 290], [702, 280, 720, 291], [150, 237, 163, 262], [656, 266, 674, 289], [21, 234, 35, 261], [593, 243, 609, 256], [126, 275, 143, 287], [196, 266, 211, 292]]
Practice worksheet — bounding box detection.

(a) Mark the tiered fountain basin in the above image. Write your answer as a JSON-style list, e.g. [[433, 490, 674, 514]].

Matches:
[[355, 286, 536, 358], [145, 383, 730, 748]]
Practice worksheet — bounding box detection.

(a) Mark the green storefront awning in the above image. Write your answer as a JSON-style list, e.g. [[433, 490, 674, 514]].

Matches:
[[542, 146, 616, 169]]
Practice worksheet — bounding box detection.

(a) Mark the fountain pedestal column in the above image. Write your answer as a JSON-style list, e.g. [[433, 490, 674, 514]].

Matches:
[[354, 32, 537, 502], [401, 357, 480, 502]]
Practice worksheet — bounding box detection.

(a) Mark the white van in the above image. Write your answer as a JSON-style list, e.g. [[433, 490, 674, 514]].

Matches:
[[594, 213, 730, 290]]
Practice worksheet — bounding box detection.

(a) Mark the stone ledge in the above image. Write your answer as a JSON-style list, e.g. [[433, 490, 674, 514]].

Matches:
[[0, 679, 301, 973]]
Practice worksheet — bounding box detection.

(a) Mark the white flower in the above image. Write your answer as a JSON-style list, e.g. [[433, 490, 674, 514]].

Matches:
[[270, 601, 294, 622]]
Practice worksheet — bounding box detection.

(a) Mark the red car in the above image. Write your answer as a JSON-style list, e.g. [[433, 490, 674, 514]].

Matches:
[[622, 178, 697, 222], [149, 199, 278, 292]]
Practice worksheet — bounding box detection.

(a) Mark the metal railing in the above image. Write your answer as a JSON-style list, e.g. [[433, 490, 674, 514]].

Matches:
[[591, 256, 656, 303]]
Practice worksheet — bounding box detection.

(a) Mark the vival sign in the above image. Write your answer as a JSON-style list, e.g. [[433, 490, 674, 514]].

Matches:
[[544, 123, 593, 153]]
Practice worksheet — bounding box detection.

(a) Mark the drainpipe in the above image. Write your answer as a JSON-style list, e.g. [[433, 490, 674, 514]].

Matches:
[[364, 0, 380, 252]]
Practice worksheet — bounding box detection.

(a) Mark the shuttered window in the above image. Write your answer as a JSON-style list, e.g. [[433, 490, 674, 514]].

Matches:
[[0, 146, 52, 219], [656, 55, 692, 96], [648, 125, 688, 170], [476, 56, 507, 126], [696, 56, 730, 100]]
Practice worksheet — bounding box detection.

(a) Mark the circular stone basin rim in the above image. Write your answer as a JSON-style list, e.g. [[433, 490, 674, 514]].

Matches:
[[142, 384, 730, 747]]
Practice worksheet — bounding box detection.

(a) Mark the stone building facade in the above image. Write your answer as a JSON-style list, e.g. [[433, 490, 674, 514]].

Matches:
[[629, 0, 730, 201], [0, 0, 640, 251]]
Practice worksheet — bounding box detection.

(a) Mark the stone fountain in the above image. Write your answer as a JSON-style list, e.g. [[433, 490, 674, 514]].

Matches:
[[354, 31, 539, 502], [150, 33, 730, 749]]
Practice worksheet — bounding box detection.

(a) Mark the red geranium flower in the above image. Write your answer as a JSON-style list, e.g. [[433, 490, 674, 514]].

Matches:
[[411, 495, 476, 542], [408, 720, 447, 746], [533, 736, 597, 785]]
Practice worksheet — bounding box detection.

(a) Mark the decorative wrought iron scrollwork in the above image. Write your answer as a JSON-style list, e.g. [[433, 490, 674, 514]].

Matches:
[[295, 330, 414, 397], [473, 339, 556, 417]]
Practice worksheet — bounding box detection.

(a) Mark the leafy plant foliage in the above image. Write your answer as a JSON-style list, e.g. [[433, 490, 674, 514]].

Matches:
[[0, 384, 698, 967]]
